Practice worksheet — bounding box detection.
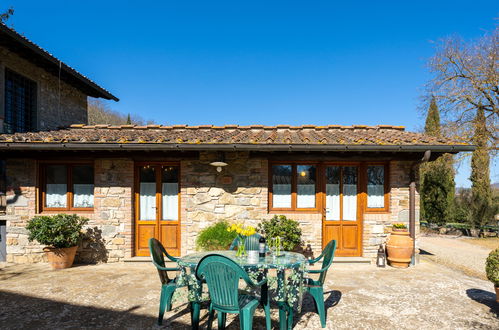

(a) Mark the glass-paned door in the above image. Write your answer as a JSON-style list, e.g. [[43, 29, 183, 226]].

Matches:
[[323, 165, 362, 256], [135, 163, 180, 257]]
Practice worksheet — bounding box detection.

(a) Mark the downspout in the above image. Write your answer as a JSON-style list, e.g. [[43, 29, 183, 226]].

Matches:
[[409, 150, 431, 266]]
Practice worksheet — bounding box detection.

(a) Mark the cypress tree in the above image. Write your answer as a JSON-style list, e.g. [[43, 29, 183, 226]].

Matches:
[[469, 106, 494, 229], [420, 97, 455, 225], [424, 97, 441, 137], [126, 113, 132, 125]]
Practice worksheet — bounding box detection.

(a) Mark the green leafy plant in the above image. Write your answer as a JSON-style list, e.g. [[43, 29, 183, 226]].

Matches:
[[392, 223, 408, 229], [26, 214, 88, 248], [196, 220, 237, 251], [258, 215, 302, 251], [486, 248, 499, 287]]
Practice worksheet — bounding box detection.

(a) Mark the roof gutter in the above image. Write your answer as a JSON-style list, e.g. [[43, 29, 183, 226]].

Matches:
[[0, 143, 475, 153]]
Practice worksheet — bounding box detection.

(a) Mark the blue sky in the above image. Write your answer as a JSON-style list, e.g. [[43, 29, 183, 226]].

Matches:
[[5, 1, 498, 186]]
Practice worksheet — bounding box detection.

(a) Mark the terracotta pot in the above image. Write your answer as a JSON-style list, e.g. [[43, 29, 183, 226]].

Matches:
[[495, 286, 499, 303], [43, 246, 78, 269], [386, 230, 413, 268]]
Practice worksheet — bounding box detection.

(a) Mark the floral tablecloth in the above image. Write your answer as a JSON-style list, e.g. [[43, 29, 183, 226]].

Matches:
[[174, 250, 308, 312]]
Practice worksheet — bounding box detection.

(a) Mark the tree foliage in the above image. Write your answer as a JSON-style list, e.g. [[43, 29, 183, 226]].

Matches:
[[426, 27, 498, 151], [0, 6, 13, 23], [469, 107, 496, 228], [88, 98, 154, 125], [420, 98, 455, 225]]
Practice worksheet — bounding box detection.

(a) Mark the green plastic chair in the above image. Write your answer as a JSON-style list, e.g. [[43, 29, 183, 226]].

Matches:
[[229, 233, 262, 251], [149, 238, 181, 325], [304, 239, 337, 328], [195, 254, 271, 330]]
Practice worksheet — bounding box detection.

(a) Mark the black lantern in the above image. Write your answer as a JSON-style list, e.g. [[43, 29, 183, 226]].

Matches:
[[377, 244, 386, 268]]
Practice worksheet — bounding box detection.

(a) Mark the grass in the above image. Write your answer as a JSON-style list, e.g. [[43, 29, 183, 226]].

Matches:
[[461, 237, 499, 251]]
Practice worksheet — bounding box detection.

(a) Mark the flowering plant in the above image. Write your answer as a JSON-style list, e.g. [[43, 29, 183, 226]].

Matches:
[[227, 223, 256, 257]]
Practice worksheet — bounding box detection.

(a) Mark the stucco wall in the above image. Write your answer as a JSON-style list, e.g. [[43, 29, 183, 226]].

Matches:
[[0, 46, 88, 133]]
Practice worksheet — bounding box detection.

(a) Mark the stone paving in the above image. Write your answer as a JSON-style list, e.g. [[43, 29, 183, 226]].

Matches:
[[0, 259, 497, 329]]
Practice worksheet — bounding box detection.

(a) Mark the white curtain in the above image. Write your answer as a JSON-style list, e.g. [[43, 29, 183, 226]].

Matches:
[[140, 182, 156, 220], [297, 184, 315, 208], [368, 184, 384, 208], [46, 184, 67, 208], [343, 184, 357, 221], [326, 184, 340, 220], [273, 184, 291, 208], [73, 184, 94, 208], [162, 183, 178, 220]]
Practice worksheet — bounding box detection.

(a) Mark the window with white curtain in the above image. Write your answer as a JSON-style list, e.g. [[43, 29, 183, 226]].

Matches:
[[297, 165, 316, 208], [342, 166, 357, 221], [272, 165, 292, 208], [162, 166, 179, 220], [325, 166, 340, 220], [45, 165, 67, 208], [367, 165, 385, 208], [43, 163, 94, 210], [139, 166, 156, 220], [72, 165, 94, 208]]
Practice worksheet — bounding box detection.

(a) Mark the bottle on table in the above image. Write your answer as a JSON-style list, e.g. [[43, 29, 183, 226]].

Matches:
[[259, 235, 266, 258]]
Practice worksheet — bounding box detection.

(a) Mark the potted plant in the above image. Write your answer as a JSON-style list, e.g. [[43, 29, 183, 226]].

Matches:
[[195, 220, 237, 251], [26, 214, 88, 269], [386, 223, 414, 268], [486, 248, 499, 302]]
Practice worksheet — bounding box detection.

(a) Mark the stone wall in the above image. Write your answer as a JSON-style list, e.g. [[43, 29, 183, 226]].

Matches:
[[2, 154, 419, 264], [0, 46, 88, 133], [362, 161, 419, 259], [181, 151, 269, 255], [2, 158, 133, 263]]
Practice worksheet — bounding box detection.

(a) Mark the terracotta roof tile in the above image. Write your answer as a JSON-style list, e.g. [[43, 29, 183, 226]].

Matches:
[[0, 124, 469, 147]]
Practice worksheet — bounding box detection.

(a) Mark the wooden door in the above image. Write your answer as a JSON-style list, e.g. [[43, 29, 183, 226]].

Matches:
[[135, 163, 181, 257], [322, 165, 363, 257]]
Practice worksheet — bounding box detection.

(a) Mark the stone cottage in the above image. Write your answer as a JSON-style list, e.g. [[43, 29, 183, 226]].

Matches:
[[0, 23, 117, 261], [0, 24, 473, 264], [1, 124, 472, 263]]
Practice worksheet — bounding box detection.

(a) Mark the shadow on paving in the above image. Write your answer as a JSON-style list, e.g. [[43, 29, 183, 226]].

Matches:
[[466, 288, 499, 316], [0, 290, 196, 329], [0, 290, 310, 329]]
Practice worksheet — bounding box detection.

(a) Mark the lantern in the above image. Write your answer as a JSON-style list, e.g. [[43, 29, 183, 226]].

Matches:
[[377, 244, 386, 268]]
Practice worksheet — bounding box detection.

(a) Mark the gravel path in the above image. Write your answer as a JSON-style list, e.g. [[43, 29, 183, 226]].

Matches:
[[419, 235, 491, 280]]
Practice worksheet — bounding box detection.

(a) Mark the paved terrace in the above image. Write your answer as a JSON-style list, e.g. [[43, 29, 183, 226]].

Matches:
[[0, 260, 497, 329]]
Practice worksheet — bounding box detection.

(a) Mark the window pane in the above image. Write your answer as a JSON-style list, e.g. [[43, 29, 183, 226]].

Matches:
[[272, 165, 291, 208], [343, 166, 357, 221], [162, 166, 179, 220], [45, 165, 67, 208], [297, 165, 316, 208], [367, 165, 385, 208], [139, 166, 156, 220], [73, 165, 94, 208], [325, 166, 340, 220]]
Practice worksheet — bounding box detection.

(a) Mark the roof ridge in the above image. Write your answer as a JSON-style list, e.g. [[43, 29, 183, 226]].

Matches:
[[68, 124, 406, 130]]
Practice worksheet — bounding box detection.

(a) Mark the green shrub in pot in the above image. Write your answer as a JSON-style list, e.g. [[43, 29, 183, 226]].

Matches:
[[486, 248, 499, 302], [196, 220, 238, 251], [26, 214, 88, 248], [258, 215, 302, 251], [486, 248, 499, 287]]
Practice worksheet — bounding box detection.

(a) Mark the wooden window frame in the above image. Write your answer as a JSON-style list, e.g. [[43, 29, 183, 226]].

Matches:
[[364, 162, 390, 213], [269, 162, 321, 213], [39, 161, 94, 212]]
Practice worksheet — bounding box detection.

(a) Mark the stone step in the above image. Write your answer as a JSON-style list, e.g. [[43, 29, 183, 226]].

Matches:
[[333, 257, 371, 264]]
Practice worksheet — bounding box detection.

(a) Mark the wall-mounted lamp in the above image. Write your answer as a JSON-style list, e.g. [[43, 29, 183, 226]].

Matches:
[[210, 152, 228, 173]]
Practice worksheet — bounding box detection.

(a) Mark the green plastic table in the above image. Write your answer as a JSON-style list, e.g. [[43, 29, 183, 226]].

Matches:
[[177, 250, 307, 330]]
